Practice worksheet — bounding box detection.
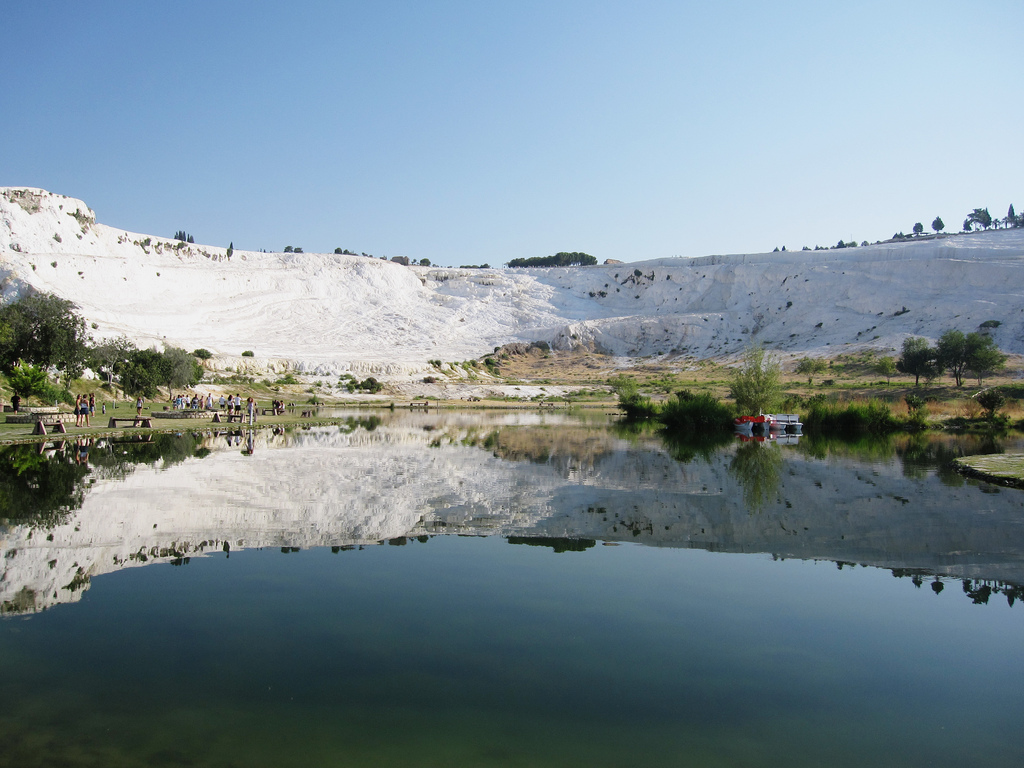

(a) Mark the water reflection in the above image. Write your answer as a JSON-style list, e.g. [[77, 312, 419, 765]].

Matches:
[[729, 441, 784, 512], [2, 410, 1024, 615]]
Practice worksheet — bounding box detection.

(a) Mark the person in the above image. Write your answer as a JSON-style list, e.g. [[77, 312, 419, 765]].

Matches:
[[226, 394, 234, 416], [83, 394, 92, 427], [219, 394, 226, 410], [247, 396, 256, 425], [206, 393, 213, 411], [136, 396, 144, 417], [88, 393, 95, 422], [76, 438, 90, 466], [10, 394, 20, 412]]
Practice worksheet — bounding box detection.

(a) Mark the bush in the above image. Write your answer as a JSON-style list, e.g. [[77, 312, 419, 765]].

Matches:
[[193, 348, 213, 360], [658, 390, 734, 431], [804, 399, 900, 434], [358, 377, 382, 393], [241, 350, 254, 357], [976, 389, 1006, 419]]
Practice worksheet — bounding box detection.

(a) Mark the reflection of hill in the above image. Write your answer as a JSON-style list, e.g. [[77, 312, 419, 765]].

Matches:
[[3, 418, 1024, 614]]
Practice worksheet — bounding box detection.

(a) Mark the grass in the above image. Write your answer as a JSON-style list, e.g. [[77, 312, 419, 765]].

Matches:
[[953, 454, 1024, 488]]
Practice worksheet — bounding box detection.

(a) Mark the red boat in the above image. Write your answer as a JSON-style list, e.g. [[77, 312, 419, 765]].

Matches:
[[733, 414, 777, 431]]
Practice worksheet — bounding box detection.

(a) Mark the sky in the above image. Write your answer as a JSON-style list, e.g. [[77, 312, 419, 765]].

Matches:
[[4, 0, 1022, 267]]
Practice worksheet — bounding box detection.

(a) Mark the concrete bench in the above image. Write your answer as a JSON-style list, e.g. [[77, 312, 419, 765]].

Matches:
[[212, 413, 245, 423], [108, 417, 153, 429], [33, 420, 67, 436]]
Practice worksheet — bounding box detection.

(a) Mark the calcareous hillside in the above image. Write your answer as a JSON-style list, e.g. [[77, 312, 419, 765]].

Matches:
[[2, 187, 1023, 379]]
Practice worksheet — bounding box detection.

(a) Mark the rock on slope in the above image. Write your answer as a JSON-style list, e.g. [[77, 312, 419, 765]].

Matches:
[[3, 187, 1023, 377]]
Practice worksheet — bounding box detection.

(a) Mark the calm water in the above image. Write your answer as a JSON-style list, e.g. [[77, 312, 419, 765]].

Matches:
[[1, 411, 1023, 767]]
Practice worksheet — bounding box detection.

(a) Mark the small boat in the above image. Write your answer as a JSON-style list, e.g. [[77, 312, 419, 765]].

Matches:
[[734, 413, 802, 434], [733, 414, 777, 432]]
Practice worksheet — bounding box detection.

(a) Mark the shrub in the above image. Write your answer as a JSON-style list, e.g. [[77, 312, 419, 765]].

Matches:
[[976, 389, 1006, 419], [804, 399, 900, 434], [358, 377, 382, 393], [659, 390, 734, 431], [193, 348, 213, 360], [241, 350, 254, 357]]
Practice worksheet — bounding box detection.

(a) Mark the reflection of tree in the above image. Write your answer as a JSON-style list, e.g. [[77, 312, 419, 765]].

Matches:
[[0, 445, 90, 527], [796, 432, 895, 462], [660, 430, 734, 463], [729, 442, 784, 512], [0, 434, 218, 530], [888, 569, 1024, 608]]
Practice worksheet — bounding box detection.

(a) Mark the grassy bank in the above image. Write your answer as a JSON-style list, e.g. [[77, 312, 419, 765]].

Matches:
[[953, 454, 1024, 488]]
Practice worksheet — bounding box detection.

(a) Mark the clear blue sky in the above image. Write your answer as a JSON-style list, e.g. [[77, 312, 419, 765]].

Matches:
[[5, 0, 1022, 267]]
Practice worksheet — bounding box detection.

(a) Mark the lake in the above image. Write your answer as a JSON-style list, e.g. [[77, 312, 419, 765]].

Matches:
[[2, 410, 1023, 767]]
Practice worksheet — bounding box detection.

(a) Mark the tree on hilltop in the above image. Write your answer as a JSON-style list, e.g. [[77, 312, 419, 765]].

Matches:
[[931, 216, 944, 233], [913, 222, 924, 236], [967, 208, 992, 231]]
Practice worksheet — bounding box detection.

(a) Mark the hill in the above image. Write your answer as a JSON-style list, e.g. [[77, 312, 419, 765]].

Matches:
[[2, 187, 1023, 379]]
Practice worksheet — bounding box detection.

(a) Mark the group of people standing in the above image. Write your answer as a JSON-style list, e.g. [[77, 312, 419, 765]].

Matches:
[[173, 393, 215, 411], [74, 393, 95, 427]]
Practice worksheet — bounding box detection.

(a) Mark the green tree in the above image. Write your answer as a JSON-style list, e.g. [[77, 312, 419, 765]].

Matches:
[[965, 333, 1006, 385], [729, 343, 781, 414], [931, 216, 944, 233], [1007, 204, 1017, 228], [896, 337, 937, 385], [0, 293, 90, 389], [936, 330, 969, 386], [795, 357, 827, 384], [6, 363, 50, 401], [875, 356, 897, 384], [967, 208, 992, 230], [118, 348, 163, 398], [160, 346, 202, 396], [90, 335, 136, 390], [913, 222, 924, 235]]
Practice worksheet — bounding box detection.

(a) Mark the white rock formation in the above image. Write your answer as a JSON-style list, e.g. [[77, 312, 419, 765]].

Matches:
[[3, 187, 1024, 378]]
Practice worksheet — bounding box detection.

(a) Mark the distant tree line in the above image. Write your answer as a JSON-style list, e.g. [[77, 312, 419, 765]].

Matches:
[[784, 203, 1020, 252], [507, 252, 597, 268], [173, 231, 194, 243]]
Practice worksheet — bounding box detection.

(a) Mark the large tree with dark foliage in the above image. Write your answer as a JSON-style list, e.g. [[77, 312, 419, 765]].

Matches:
[[896, 337, 937, 386], [0, 292, 90, 389]]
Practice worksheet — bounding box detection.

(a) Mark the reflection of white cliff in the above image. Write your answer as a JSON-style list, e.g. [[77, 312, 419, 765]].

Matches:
[[3, 421, 1024, 615]]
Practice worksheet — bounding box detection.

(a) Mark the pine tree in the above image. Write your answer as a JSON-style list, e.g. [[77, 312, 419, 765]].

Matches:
[[931, 216, 944, 233]]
